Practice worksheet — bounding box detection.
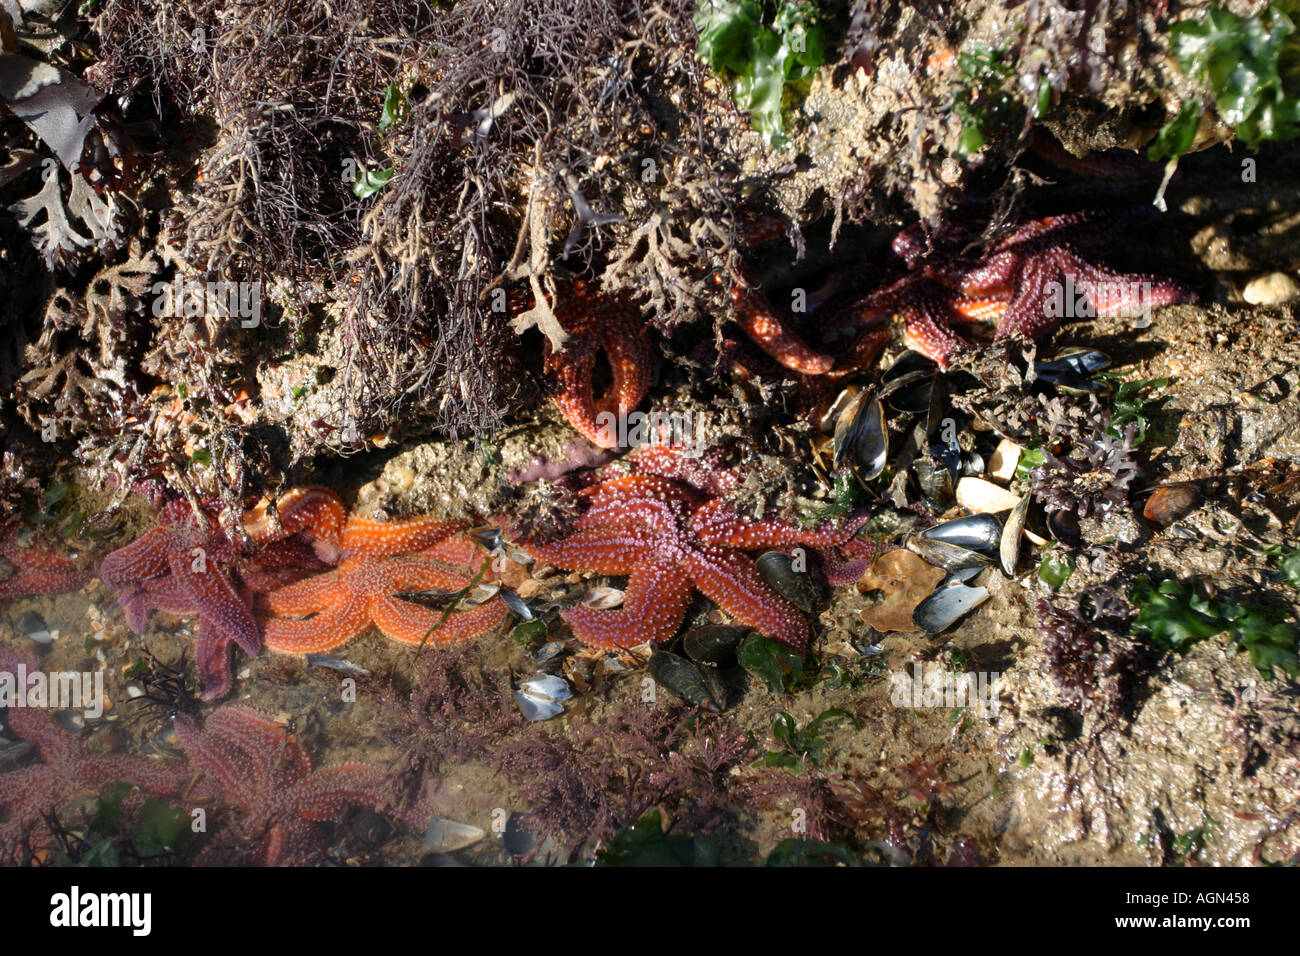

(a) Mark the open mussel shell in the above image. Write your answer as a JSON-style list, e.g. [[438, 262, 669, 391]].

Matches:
[[833, 389, 888, 480], [906, 534, 992, 572], [682, 625, 749, 663], [1000, 493, 1031, 575], [513, 674, 573, 721], [919, 514, 1003, 558], [756, 551, 823, 613], [1045, 509, 1083, 546], [913, 581, 990, 634], [648, 651, 727, 713], [882, 352, 939, 414], [1034, 348, 1111, 393]]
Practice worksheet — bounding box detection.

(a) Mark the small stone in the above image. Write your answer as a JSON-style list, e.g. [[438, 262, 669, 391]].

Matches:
[[1242, 271, 1300, 306], [514, 578, 545, 600], [986, 439, 1022, 484], [955, 477, 1020, 514]]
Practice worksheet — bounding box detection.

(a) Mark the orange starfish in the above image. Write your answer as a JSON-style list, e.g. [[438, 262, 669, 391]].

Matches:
[[513, 475, 862, 650], [260, 535, 507, 652], [541, 282, 651, 449]]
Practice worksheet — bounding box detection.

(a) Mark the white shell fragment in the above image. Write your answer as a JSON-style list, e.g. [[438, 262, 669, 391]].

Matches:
[[955, 477, 1020, 515], [580, 586, 625, 610], [422, 817, 488, 854], [514, 674, 573, 721]]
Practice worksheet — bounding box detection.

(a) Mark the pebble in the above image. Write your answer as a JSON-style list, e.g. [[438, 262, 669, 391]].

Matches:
[[986, 439, 1022, 484], [1242, 271, 1300, 306]]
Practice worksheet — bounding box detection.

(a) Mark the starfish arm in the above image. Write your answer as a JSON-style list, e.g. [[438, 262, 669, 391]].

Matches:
[[368, 593, 509, 645], [261, 570, 341, 615], [204, 706, 311, 789], [341, 515, 468, 557], [598, 311, 652, 419], [384, 555, 483, 592], [0, 544, 90, 598], [727, 282, 835, 375], [243, 487, 347, 560], [290, 763, 389, 822], [689, 500, 867, 549], [174, 713, 260, 804], [519, 524, 655, 575], [167, 548, 261, 657], [898, 281, 972, 368], [561, 563, 694, 649], [99, 527, 171, 593], [417, 534, 494, 570], [263, 594, 371, 653], [683, 546, 809, 649]]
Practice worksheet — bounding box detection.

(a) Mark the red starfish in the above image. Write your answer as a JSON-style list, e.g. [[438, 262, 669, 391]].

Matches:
[[100, 499, 265, 701], [860, 211, 1196, 367], [0, 647, 191, 862], [261, 534, 507, 653], [173, 705, 410, 866], [0, 524, 91, 599], [721, 264, 836, 375], [541, 282, 651, 449], [514, 475, 862, 650]]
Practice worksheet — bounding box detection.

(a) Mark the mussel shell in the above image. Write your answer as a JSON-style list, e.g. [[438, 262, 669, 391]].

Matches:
[[513, 674, 573, 721], [1045, 509, 1083, 546], [912, 582, 990, 633], [1034, 349, 1111, 393], [648, 651, 727, 712], [756, 551, 823, 613], [682, 625, 749, 663], [833, 390, 888, 480], [919, 514, 1003, 558], [906, 535, 991, 572], [912, 458, 954, 508], [1000, 493, 1031, 575], [500, 588, 533, 620]]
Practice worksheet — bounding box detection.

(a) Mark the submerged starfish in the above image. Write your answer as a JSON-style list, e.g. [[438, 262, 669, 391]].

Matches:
[[541, 282, 652, 449], [174, 705, 408, 866], [260, 535, 507, 652], [0, 647, 189, 862], [100, 499, 264, 701], [0, 526, 91, 599], [514, 475, 862, 650], [860, 211, 1197, 367]]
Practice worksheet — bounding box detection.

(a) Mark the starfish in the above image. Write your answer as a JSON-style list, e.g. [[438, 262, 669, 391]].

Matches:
[[541, 282, 651, 449], [173, 705, 410, 866], [858, 211, 1197, 367], [720, 264, 836, 375], [260, 534, 507, 653], [0, 647, 190, 862], [513, 475, 863, 650], [100, 499, 264, 701], [0, 525, 91, 599]]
